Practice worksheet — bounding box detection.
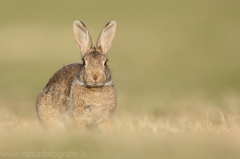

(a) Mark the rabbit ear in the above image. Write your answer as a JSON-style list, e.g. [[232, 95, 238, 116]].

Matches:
[[73, 20, 93, 56], [96, 21, 117, 54]]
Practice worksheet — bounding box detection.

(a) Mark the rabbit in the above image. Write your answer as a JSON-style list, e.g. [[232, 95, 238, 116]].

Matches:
[[36, 20, 117, 130]]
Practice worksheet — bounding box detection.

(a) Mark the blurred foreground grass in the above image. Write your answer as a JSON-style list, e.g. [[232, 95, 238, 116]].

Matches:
[[0, 0, 240, 159], [1, 98, 240, 159]]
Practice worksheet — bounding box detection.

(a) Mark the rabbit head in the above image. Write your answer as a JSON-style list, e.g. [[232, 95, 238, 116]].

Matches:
[[73, 20, 117, 87]]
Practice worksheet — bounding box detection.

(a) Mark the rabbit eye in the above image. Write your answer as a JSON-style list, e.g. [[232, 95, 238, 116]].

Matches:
[[82, 59, 86, 66], [104, 59, 108, 66]]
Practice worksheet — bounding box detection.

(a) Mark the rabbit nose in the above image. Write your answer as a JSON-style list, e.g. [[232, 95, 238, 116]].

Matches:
[[93, 74, 98, 81]]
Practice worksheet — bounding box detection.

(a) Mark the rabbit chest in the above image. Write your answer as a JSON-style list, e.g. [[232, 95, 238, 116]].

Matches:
[[70, 82, 117, 124]]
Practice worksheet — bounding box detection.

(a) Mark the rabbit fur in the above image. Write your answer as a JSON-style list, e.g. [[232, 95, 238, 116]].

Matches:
[[36, 20, 117, 130]]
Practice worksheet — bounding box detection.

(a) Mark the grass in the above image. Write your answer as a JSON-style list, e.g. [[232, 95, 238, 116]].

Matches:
[[1, 94, 240, 159], [0, 0, 240, 158], [1, 96, 240, 158]]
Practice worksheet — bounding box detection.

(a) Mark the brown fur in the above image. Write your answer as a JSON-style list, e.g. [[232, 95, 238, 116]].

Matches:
[[36, 21, 117, 130]]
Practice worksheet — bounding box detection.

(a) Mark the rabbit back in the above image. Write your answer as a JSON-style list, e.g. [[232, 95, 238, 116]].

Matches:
[[36, 64, 81, 125]]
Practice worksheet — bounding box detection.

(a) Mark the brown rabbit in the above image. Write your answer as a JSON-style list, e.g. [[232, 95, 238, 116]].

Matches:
[[36, 20, 117, 130]]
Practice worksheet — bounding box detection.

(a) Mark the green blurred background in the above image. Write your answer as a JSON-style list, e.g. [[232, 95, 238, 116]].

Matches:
[[1, 0, 240, 116], [0, 0, 240, 115], [1, 0, 240, 115], [0, 0, 240, 159]]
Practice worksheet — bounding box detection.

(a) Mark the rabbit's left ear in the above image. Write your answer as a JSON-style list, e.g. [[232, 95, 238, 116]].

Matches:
[[96, 21, 117, 54], [73, 20, 93, 56]]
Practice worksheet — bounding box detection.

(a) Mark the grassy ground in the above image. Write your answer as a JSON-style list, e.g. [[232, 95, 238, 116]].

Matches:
[[0, 0, 240, 158]]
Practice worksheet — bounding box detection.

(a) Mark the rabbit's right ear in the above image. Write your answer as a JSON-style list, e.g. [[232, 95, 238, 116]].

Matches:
[[96, 21, 117, 55], [73, 20, 93, 56]]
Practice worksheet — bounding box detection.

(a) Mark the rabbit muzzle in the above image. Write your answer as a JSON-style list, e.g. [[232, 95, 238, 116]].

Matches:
[[84, 71, 106, 87]]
